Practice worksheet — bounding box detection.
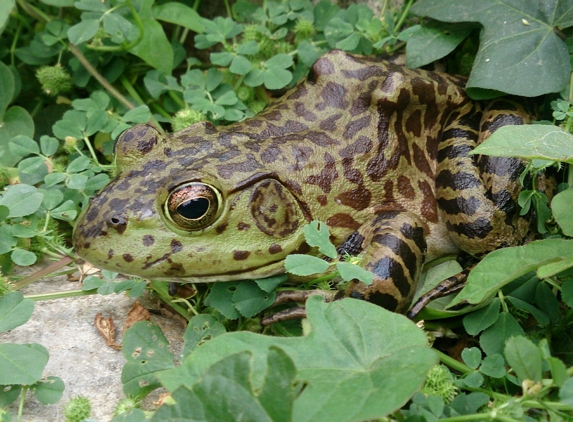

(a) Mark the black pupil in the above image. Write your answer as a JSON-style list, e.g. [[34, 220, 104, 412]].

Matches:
[[177, 198, 209, 220]]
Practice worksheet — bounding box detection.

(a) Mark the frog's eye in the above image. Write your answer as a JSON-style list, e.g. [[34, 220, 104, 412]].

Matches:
[[165, 183, 221, 231]]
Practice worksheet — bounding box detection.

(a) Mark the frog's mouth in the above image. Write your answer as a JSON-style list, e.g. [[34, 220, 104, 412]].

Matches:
[[118, 241, 312, 284]]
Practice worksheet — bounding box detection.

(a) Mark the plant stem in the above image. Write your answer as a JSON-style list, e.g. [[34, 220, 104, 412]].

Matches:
[[149, 280, 193, 321], [394, 0, 414, 33], [119, 75, 144, 105], [16, 0, 50, 23], [10, 21, 23, 66], [223, 0, 233, 19], [68, 44, 135, 110], [435, 349, 473, 374], [25, 289, 96, 301], [168, 90, 186, 108], [82, 135, 103, 166], [17, 386, 27, 422], [12, 256, 74, 290]]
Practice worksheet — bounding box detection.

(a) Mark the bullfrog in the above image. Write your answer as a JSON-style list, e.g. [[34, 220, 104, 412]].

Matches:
[[73, 50, 535, 314]]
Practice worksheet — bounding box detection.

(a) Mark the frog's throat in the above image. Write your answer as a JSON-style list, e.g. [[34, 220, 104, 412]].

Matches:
[[118, 259, 287, 284]]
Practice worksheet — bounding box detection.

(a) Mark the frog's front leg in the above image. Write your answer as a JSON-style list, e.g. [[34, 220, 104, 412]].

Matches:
[[339, 210, 427, 313], [260, 211, 426, 325]]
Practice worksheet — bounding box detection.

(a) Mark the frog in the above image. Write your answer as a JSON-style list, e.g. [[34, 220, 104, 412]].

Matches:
[[73, 50, 536, 315]]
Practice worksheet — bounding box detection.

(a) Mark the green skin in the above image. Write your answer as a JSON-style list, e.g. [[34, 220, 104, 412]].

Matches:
[[73, 50, 533, 312]]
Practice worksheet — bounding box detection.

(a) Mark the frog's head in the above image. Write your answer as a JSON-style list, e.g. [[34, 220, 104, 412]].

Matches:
[[73, 124, 308, 282]]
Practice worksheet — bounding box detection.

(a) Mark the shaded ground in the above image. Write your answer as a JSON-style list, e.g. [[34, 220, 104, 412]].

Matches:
[[1, 268, 185, 421]]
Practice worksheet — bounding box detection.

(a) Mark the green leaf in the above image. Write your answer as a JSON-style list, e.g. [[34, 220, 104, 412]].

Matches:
[[129, 19, 174, 75], [448, 239, 573, 307], [82, 275, 105, 291], [152, 2, 205, 33], [461, 347, 482, 369], [0, 384, 21, 407], [44, 173, 67, 187], [158, 297, 437, 422], [67, 19, 100, 45], [11, 248, 37, 266], [0, 225, 17, 255], [51, 200, 77, 221], [0, 292, 34, 333], [210, 52, 233, 67], [32, 376, 65, 405], [534, 282, 560, 324], [111, 408, 147, 421], [40, 136, 59, 156], [462, 298, 500, 335], [471, 124, 573, 164], [229, 55, 252, 75], [0, 343, 49, 385], [122, 321, 175, 396], [547, 357, 568, 388], [40, 189, 64, 211], [480, 313, 525, 356], [9, 135, 39, 156], [237, 40, 259, 55], [0, 205, 9, 223], [479, 354, 506, 378], [303, 221, 337, 259], [232, 280, 276, 317], [285, 254, 329, 276], [559, 377, 573, 406], [0, 106, 35, 167], [411, 0, 572, 96], [537, 256, 573, 279], [75, 0, 108, 12], [552, 188, 573, 236], [11, 224, 35, 238], [214, 90, 238, 106], [84, 173, 110, 191], [102, 12, 133, 41], [504, 336, 542, 382], [0, 60, 15, 120], [244, 68, 264, 87], [563, 279, 573, 308], [336, 261, 374, 285], [204, 282, 241, 319], [462, 371, 483, 388], [506, 296, 549, 326], [0, 184, 43, 218], [122, 105, 151, 124], [297, 40, 325, 67], [254, 274, 288, 293], [152, 348, 297, 422], [181, 314, 226, 357], [265, 53, 294, 69], [66, 155, 91, 173], [406, 21, 475, 68]]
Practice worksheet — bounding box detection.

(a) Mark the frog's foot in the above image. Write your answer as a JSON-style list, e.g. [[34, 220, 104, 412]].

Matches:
[[342, 210, 427, 313], [261, 307, 307, 326], [406, 267, 471, 319], [273, 289, 336, 306], [260, 290, 336, 325]]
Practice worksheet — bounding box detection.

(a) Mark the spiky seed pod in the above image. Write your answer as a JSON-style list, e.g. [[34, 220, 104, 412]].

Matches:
[[170, 109, 207, 131], [36, 65, 73, 96], [64, 396, 91, 422]]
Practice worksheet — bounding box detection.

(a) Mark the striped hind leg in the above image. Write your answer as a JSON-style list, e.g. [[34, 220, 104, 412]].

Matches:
[[436, 100, 533, 257]]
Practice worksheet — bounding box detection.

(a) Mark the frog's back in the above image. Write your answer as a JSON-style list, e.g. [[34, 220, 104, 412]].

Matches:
[[199, 51, 472, 249]]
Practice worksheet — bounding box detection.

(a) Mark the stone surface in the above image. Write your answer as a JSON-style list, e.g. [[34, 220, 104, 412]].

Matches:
[[1, 267, 185, 421]]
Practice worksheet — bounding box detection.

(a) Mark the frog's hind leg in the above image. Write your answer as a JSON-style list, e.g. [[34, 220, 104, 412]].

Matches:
[[340, 210, 427, 313], [436, 99, 533, 257]]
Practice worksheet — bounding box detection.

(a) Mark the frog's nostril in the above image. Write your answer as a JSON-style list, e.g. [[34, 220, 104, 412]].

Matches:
[[107, 215, 128, 234]]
